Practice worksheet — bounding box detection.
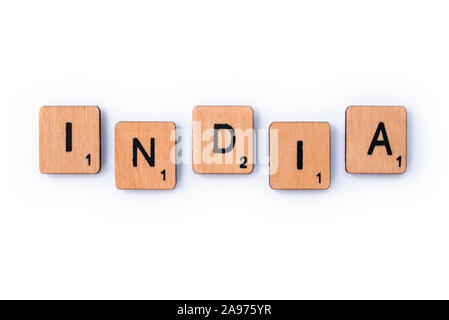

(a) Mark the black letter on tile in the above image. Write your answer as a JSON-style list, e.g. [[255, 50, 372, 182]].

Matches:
[[133, 138, 155, 167], [65, 122, 72, 152], [213, 124, 235, 153], [368, 122, 392, 155], [297, 140, 303, 170]]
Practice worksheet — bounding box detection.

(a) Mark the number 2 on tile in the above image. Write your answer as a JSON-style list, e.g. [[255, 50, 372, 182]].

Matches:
[[240, 156, 248, 169]]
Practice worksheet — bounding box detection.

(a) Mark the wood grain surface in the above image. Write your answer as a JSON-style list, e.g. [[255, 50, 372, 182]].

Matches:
[[115, 121, 176, 189], [269, 122, 330, 190], [192, 106, 254, 174], [346, 106, 407, 174], [39, 106, 101, 174]]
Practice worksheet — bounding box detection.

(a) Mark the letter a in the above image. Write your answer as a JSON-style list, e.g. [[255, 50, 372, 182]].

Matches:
[[367, 122, 392, 155]]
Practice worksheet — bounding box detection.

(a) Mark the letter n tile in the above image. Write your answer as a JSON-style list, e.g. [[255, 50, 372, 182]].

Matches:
[[115, 122, 176, 189]]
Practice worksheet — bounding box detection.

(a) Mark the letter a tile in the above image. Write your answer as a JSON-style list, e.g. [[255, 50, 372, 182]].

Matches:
[[39, 106, 101, 174], [346, 106, 407, 174], [269, 122, 331, 190], [115, 122, 176, 189], [192, 106, 254, 174]]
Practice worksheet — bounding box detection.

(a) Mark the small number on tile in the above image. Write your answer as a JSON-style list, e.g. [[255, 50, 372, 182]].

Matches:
[[240, 156, 248, 169]]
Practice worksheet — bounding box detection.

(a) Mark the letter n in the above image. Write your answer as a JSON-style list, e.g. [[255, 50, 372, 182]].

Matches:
[[133, 138, 155, 167]]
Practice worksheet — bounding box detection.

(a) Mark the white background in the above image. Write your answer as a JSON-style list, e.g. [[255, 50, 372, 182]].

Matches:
[[1, 0, 448, 299]]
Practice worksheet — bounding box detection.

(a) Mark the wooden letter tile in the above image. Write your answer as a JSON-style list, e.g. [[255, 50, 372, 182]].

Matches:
[[346, 106, 407, 174], [39, 106, 101, 174], [269, 122, 330, 190], [192, 106, 254, 174], [115, 122, 176, 189]]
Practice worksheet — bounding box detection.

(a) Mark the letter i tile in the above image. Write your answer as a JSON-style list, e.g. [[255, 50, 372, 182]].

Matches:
[[39, 106, 101, 174], [269, 122, 331, 190]]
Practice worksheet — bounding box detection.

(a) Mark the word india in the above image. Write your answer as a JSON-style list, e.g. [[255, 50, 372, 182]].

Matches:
[[39, 105, 407, 190]]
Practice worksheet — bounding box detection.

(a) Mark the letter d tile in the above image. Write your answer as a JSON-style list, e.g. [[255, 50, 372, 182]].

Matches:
[[192, 106, 254, 174]]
